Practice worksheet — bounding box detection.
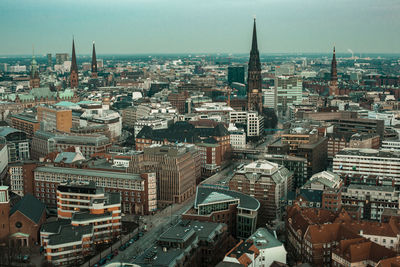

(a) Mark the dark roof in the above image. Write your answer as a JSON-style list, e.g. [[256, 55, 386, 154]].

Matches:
[[298, 189, 323, 203], [136, 121, 229, 143], [47, 224, 93, 246], [195, 186, 260, 211], [10, 194, 46, 224], [72, 211, 112, 222], [41, 219, 71, 233]]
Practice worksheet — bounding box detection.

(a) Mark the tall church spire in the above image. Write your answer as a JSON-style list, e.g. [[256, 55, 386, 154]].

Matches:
[[329, 46, 338, 96], [29, 45, 40, 88], [251, 18, 258, 53], [247, 18, 263, 113], [91, 41, 98, 78], [70, 38, 78, 88]]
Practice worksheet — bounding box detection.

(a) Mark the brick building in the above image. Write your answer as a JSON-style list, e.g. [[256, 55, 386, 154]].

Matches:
[[33, 166, 156, 215], [10, 113, 40, 138], [37, 105, 72, 133], [229, 160, 293, 225], [0, 187, 46, 247]]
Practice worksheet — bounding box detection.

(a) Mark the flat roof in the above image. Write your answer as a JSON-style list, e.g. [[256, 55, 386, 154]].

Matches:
[[35, 166, 143, 181]]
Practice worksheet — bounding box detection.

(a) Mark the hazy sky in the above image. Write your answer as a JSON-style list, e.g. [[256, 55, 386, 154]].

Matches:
[[0, 0, 399, 55]]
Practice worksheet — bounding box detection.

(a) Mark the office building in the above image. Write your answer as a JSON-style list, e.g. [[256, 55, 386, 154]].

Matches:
[[139, 144, 200, 207], [229, 160, 293, 224], [262, 88, 276, 109], [41, 181, 121, 266], [182, 186, 260, 239], [33, 166, 156, 215], [263, 154, 308, 190], [333, 148, 400, 182], [31, 130, 111, 160], [275, 76, 302, 115], [37, 105, 73, 133], [228, 65, 245, 85], [134, 220, 233, 267], [47, 53, 52, 68], [341, 184, 399, 221], [55, 53, 68, 65], [10, 112, 40, 138], [0, 127, 30, 162]]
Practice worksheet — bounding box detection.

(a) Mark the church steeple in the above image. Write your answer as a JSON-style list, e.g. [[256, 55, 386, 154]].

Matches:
[[70, 38, 79, 88], [247, 18, 262, 113], [251, 18, 258, 53], [329, 46, 338, 96], [29, 45, 40, 88], [91, 41, 98, 78]]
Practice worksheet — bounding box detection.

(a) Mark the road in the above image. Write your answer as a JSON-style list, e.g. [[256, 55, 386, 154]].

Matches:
[[108, 196, 195, 264]]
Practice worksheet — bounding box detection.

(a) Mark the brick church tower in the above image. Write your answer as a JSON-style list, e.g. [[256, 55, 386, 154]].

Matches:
[[247, 19, 263, 113], [70, 38, 79, 88]]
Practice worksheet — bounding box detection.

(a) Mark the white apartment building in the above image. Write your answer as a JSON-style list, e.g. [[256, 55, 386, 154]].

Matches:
[[262, 88, 276, 109], [228, 124, 246, 149], [333, 148, 400, 181], [229, 111, 264, 137], [382, 140, 400, 152], [8, 164, 23, 196], [134, 117, 172, 138], [247, 112, 264, 137]]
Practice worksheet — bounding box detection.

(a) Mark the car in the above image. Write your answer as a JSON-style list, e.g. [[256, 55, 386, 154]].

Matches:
[[128, 238, 134, 244], [98, 258, 107, 265], [119, 244, 126, 251], [106, 253, 114, 260], [22, 255, 30, 262], [139, 232, 144, 237]]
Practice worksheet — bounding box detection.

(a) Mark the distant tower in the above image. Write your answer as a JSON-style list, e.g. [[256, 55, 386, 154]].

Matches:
[[329, 46, 339, 96], [247, 18, 263, 113], [91, 41, 98, 79], [47, 53, 53, 69], [29, 47, 40, 88], [70, 38, 79, 88]]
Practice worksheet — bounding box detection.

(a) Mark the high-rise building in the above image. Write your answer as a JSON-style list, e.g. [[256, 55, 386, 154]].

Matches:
[[47, 53, 52, 68], [140, 144, 201, 207], [91, 41, 97, 78], [329, 46, 339, 96], [275, 76, 302, 115], [247, 19, 263, 113], [228, 65, 245, 85], [70, 39, 78, 88], [55, 53, 68, 65], [229, 160, 293, 224]]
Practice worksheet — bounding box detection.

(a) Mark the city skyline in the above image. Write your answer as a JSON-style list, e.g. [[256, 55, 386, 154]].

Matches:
[[0, 0, 399, 55]]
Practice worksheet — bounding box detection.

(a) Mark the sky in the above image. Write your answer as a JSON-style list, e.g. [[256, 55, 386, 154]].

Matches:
[[0, 0, 399, 55]]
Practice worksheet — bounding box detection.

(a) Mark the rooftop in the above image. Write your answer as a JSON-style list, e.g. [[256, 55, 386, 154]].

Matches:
[[195, 186, 260, 211], [10, 194, 46, 224], [336, 148, 400, 159], [248, 228, 284, 250], [35, 166, 143, 181]]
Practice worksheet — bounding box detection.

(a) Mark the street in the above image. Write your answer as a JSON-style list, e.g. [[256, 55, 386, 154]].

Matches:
[[107, 196, 195, 265]]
